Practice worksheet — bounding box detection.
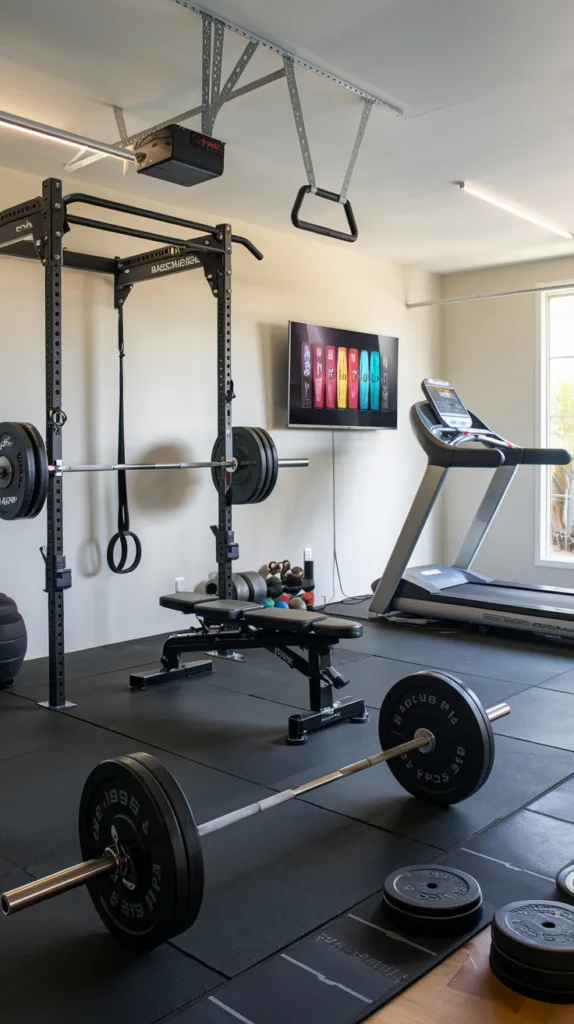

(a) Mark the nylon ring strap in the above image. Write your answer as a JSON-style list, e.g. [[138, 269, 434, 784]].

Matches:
[[106, 305, 142, 574]]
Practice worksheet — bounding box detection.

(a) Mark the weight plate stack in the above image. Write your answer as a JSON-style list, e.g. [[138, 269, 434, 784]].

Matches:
[[490, 900, 574, 1003], [259, 428, 278, 501], [126, 752, 205, 939], [379, 671, 495, 805], [79, 753, 204, 951], [382, 864, 483, 936], [210, 427, 268, 505], [241, 428, 267, 504], [0, 422, 37, 521], [251, 427, 273, 503], [239, 571, 267, 604]]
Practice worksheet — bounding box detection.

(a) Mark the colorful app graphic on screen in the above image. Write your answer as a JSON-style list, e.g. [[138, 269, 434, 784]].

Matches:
[[288, 322, 398, 430], [348, 349, 359, 409]]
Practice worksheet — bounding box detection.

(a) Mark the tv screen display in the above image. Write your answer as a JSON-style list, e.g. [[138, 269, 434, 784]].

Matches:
[[288, 322, 398, 429]]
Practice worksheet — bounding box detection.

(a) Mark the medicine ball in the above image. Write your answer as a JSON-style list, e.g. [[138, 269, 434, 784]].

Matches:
[[0, 594, 27, 687]]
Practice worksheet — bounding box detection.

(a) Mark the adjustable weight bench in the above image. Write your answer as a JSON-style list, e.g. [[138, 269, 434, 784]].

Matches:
[[130, 593, 367, 743]]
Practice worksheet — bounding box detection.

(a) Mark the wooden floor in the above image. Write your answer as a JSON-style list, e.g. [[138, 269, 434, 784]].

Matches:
[[370, 927, 570, 1023]]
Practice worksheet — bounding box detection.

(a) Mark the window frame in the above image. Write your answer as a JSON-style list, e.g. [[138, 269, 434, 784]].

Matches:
[[536, 285, 574, 568]]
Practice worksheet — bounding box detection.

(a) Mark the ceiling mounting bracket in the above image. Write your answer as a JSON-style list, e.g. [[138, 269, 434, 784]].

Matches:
[[283, 58, 316, 193], [283, 58, 371, 241], [169, 0, 402, 114]]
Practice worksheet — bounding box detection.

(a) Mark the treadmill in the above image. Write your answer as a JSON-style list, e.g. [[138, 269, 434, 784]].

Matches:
[[370, 378, 574, 639]]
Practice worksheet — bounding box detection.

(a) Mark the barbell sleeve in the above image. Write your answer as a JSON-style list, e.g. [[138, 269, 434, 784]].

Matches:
[[1, 849, 120, 915]]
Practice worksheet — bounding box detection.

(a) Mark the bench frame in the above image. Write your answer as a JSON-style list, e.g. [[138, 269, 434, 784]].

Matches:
[[129, 623, 368, 743]]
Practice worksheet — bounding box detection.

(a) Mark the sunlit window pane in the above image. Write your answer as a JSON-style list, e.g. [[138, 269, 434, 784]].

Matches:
[[546, 296, 574, 557], [549, 295, 574, 358]]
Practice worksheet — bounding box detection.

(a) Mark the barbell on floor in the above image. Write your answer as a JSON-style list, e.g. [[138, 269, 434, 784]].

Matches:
[[0, 422, 308, 519], [0, 672, 510, 951]]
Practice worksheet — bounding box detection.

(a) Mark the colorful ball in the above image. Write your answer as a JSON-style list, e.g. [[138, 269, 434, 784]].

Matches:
[[262, 597, 275, 608], [275, 599, 289, 609], [289, 597, 306, 610], [301, 591, 315, 608]]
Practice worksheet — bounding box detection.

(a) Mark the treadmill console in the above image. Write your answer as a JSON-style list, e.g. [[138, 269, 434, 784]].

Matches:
[[422, 379, 473, 431]]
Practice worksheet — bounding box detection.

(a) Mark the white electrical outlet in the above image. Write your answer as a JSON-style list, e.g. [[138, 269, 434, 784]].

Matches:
[[304, 548, 312, 561], [175, 577, 185, 593]]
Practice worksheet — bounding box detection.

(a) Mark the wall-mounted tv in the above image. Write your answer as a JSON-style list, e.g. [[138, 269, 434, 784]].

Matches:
[[288, 322, 398, 429]]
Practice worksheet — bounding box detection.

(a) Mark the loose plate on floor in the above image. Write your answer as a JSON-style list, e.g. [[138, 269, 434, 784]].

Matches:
[[382, 864, 483, 936]]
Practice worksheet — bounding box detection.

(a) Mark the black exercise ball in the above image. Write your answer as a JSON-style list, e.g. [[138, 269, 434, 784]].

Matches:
[[0, 594, 27, 687]]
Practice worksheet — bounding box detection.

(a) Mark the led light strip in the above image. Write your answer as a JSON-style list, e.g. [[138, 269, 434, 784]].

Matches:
[[459, 182, 573, 240], [0, 110, 134, 163]]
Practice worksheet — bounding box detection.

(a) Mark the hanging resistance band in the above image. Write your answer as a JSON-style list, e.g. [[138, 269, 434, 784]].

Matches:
[[106, 305, 142, 574]]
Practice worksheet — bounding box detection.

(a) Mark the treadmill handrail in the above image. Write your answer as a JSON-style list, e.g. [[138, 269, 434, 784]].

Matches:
[[410, 403, 571, 468], [409, 405, 505, 467]]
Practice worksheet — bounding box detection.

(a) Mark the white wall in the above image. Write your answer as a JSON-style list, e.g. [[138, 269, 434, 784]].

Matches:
[[0, 165, 440, 657], [441, 256, 574, 587]]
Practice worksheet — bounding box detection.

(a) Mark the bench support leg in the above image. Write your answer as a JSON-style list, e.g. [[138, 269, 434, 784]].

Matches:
[[287, 695, 369, 744]]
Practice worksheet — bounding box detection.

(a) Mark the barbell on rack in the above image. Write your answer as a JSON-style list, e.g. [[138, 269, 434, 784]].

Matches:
[[0, 673, 510, 951], [0, 422, 309, 520]]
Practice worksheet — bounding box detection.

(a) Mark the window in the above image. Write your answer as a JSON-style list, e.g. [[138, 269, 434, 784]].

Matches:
[[542, 291, 574, 560]]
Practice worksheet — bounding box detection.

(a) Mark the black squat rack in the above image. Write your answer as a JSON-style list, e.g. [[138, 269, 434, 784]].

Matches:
[[0, 177, 264, 709]]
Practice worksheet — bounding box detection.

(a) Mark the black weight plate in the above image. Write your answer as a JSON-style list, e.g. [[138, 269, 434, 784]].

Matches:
[[240, 427, 267, 504], [211, 428, 266, 504], [251, 427, 273, 504], [232, 573, 251, 602], [261, 428, 279, 501], [557, 863, 574, 901], [383, 864, 482, 919], [20, 422, 48, 519], [490, 944, 574, 1003], [240, 570, 267, 603], [382, 893, 483, 937], [379, 671, 495, 805], [210, 436, 226, 493], [492, 900, 574, 971], [490, 939, 574, 993], [0, 422, 36, 521], [125, 752, 204, 939], [79, 754, 202, 951]]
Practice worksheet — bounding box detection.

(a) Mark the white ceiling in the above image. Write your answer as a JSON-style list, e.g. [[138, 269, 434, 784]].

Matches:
[[2, 0, 574, 272]]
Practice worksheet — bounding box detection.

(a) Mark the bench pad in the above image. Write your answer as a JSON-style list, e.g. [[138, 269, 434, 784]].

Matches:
[[243, 608, 327, 632], [160, 592, 218, 613], [312, 617, 363, 639]]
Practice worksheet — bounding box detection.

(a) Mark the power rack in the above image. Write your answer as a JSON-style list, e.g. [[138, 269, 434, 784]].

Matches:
[[0, 177, 263, 708]]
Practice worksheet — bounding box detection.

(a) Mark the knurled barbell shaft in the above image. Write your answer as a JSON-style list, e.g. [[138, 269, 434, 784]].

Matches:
[[0, 700, 510, 915], [46, 458, 310, 474], [198, 700, 510, 836]]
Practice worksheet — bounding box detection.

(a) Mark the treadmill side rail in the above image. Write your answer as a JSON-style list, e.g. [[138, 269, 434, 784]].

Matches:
[[370, 465, 448, 614], [454, 465, 518, 570]]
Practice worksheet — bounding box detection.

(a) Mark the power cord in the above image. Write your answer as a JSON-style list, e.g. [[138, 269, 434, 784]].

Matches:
[[317, 432, 371, 611]]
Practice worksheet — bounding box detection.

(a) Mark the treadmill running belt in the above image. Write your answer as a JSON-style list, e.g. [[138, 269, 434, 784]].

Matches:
[[430, 583, 574, 619]]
